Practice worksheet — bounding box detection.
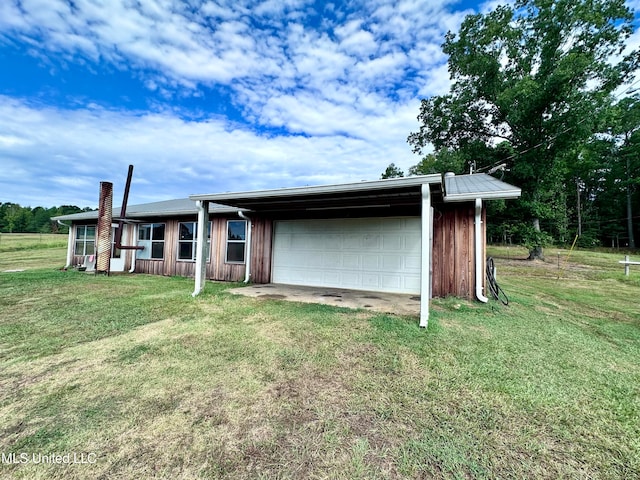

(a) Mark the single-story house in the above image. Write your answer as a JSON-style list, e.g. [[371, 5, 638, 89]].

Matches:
[[53, 173, 520, 327]]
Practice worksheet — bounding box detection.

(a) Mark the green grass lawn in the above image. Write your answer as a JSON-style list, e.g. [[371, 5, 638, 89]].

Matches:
[[0, 243, 638, 479], [0, 233, 68, 271]]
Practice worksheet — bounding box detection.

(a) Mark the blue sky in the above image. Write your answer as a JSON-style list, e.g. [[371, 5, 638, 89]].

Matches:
[[1, 0, 639, 208]]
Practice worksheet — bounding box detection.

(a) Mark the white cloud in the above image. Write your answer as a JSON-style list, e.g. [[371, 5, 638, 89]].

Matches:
[[0, 97, 418, 207], [0, 0, 485, 207]]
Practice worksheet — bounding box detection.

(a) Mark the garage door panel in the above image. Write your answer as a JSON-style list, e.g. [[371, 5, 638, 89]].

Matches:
[[272, 217, 421, 294]]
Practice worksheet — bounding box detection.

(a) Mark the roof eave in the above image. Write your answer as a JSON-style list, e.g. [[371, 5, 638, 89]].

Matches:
[[189, 174, 442, 202], [444, 189, 522, 203]]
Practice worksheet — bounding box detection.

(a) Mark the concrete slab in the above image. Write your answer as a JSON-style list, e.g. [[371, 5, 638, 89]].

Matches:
[[228, 283, 420, 316]]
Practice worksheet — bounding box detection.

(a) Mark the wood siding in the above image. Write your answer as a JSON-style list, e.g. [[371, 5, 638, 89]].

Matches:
[[431, 202, 483, 299], [68, 204, 485, 300], [133, 216, 273, 283], [250, 219, 273, 283]]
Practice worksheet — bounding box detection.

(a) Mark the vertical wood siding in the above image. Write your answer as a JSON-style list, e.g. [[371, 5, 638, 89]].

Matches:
[[250, 218, 273, 284], [431, 202, 480, 299], [70, 206, 485, 300]]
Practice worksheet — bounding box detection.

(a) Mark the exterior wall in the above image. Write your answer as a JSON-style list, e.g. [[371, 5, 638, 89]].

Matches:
[[133, 216, 273, 283], [67, 204, 485, 300], [431, 202, 484, 299], [250, 219, 273, 284], [70, 221, 134, 271]]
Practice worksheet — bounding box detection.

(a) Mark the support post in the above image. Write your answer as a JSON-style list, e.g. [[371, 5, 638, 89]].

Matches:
[[192, 200, 209, 297], [65, 225, 74, 269], [420, 184, 431, 328]]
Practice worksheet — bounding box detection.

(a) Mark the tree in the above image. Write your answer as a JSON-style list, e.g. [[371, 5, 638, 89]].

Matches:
[[408, 0, 639, 259], [609, 95, 640, 248], [408, 147, 467, 176], [381, 163, 405, 179]]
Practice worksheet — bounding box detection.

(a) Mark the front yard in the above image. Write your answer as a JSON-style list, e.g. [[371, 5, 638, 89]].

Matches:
[[0, 245, 638, 478]]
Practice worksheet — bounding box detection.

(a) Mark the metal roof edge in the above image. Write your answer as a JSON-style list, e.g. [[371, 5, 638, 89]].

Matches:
[[189, 174, 442, 202], [52, 201, 237, 221], [443, 189, 522, 202]]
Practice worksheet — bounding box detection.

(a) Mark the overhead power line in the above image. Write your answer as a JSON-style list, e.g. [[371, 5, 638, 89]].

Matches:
[[475, 75, 640, 175]]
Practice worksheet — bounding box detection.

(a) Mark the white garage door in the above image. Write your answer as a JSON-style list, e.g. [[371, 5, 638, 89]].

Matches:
[[272, 217, 421, 294]]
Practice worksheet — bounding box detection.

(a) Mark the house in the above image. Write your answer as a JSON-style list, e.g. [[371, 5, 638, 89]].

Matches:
[[53, 173, 520, 327]]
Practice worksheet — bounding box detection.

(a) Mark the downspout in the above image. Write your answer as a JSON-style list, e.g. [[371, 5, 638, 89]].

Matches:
[[475, 198, 489, 303], [57, 220, 74, 269], [238, 210, 252, 283]]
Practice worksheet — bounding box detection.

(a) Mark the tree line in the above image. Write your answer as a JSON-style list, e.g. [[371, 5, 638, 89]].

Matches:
[[387, 0, 640, 257], [0, 203, 91, 234]]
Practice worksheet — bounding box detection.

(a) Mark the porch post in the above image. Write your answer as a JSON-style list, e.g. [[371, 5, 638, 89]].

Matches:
[[65, 224, 74, 269], [192, 200, 209, 297], [420, 184, 431, 328]]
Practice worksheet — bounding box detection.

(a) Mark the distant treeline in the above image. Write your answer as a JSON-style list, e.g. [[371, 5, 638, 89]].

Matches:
[[0, 203, 93, 234]]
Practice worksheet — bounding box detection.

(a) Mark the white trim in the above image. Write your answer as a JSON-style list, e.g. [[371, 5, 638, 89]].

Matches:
[[238, 211, 252, 282], [420, 184, 431, 328], [177, 221, 212, 262], [225, 219, 247, 264], [65, 226, 73, 268], [136, 223, 166, 260], [475, 198, 489, 303]]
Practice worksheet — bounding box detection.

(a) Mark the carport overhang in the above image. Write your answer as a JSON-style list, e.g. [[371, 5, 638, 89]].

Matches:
[[189, 173, 521, 329], [189, 174, 443, 214]]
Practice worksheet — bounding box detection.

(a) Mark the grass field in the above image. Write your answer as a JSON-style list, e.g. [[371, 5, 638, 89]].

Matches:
[[0, 237, 639, 479], [0, 233, 67, 271]]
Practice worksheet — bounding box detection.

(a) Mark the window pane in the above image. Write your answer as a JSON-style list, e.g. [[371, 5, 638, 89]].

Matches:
[[178, 242, 193, 260], [76, 225, 85, 239], [74, 240, 84, 255], [228, 221, 246, 241], [226, 242, 245, 263], [139, 224, 151, 240], [86, 226, 96, 239], [86, 241, 95, 255], [151, 241, 164, 259], [111, 245, 122, 259], [152, 224, 165, 241], [179, 223, 195, 241], [136, 241, 151, 259]]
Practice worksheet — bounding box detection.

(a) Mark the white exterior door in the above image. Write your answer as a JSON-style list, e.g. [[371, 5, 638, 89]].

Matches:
[[110, 226, 126, 272], [272, 217, 421, 294]]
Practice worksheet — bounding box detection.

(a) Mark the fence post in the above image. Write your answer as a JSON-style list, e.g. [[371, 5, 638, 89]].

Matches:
[[625, 255, 630, 277]]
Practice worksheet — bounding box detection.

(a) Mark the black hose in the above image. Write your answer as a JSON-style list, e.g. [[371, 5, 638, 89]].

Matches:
[[486, 257, 509, 306]]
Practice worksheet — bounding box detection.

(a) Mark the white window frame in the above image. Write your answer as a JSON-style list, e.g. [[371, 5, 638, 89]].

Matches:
[[136, 223, 165, 260], [74, 225, 96, 256], [226, 220, 246, 264], [177, 221, 211, 262]]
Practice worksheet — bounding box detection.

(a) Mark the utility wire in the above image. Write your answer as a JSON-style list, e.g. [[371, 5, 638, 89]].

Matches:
[[475, 75, 640, 175]]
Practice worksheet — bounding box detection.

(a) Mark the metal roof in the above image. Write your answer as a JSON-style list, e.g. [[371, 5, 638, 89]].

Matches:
[[189, 173, 520, 211], [52, 173, 521, 222], [52, 198, 235, 222], [443, 173, 521, 202], [189, 175, 443, 212]]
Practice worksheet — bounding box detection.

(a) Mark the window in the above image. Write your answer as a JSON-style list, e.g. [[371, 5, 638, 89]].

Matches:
[[226, 220, 246, 263], [74, 225, 95, 256], [177, 221, 211, 261], [137, 223, 165, 260]]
